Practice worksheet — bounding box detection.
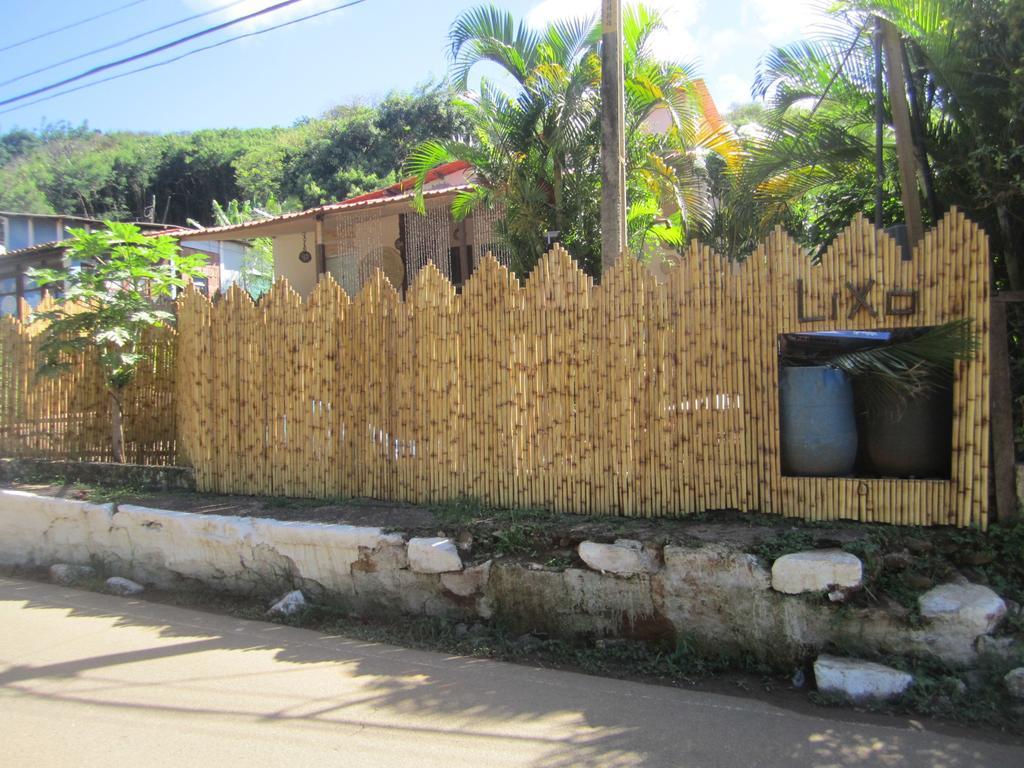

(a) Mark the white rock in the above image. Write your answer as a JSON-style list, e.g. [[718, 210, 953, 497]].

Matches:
[[771, 550, 862, 594], [105, 576, 144, 596], [814, 655, 913, 702], [919, 583, 1006, 636], [407, 537, 462, 574], [441, 560, 492, 596], [1004, 668, 1024, 700], [268, 590, 307, 617], [578, 541, 646, 576], [49, 563, 96, 585]]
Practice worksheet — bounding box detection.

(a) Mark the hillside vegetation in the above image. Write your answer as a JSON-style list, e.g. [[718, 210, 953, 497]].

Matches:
[[0, 85, 466, 227]]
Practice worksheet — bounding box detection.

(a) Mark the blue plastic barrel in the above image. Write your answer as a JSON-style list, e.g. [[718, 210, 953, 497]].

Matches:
[[780, 365, 858, 476]]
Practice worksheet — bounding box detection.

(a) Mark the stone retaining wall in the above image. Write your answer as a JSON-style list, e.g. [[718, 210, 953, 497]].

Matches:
[[0, 458, 195, 491], [0, 490, 1014, 668]]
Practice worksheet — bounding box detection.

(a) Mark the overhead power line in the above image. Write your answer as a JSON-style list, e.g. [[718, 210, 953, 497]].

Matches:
[[0, 0, 372, 116], [1, 0, 252, 89], [0, 0, 154, 55], [0, 0, 312, 108]]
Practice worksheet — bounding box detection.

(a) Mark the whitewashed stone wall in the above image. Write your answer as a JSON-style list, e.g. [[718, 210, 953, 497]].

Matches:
[[0, 490, 1014, 667]]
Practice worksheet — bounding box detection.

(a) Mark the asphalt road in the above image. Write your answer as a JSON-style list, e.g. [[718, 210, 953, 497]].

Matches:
[[0, 576, 1020, 768]]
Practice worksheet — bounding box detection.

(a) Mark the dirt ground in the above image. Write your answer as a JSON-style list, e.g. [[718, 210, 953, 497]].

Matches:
[[6, 479, 868, 552]]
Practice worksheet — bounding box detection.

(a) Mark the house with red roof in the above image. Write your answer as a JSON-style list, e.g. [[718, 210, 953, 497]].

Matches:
[[177, 160, 507, 299], [176, 81, 730, 299]]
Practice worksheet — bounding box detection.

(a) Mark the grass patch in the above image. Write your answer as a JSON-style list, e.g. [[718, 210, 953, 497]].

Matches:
[[837, 520, 1024, 617], [752, 530, 816, 563], [84, 483, 157, 504]]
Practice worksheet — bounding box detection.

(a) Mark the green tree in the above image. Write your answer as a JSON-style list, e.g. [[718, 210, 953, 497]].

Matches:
[[277, 86, 469, 207], [0, 159, 54, 213], [28, 223, 207, 462], [746, 0, 1024, 279], [0, 129, 41, 166], [406, 4, 738, 278]]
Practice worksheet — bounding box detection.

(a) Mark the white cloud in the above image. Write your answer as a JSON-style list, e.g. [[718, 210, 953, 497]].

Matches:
[[739, 0, 821, 42], [524, 0, 600, 27], [501, 1, 835, 110], [713, 73, 753, 110], [525, 0, 703, 65]]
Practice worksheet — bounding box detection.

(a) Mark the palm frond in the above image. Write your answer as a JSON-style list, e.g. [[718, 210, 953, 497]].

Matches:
[[828, 320, 977, 411], [448, 5, 541, 89]]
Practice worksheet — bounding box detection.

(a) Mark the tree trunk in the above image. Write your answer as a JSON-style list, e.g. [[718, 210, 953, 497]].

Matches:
[[998, 205, 1024, 291], [109, 390, 126, 464], [880, 18, 924, 249], [552, 158, 566, 238]]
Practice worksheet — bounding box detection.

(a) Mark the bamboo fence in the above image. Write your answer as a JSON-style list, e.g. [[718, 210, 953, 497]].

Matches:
[[0, 294, 177, 465], [168, 210, 990, 527]]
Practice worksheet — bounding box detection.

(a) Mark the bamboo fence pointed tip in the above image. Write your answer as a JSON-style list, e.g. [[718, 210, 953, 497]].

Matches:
[[0, 212, 992, 527]]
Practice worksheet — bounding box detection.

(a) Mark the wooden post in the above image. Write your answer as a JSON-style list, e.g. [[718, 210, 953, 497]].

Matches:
[[880, 18, 924, 248], [314, 215, 326, 278], [458, 220, 470, 288], [992, 294, 1022, 522], [900, 39, 939, 221], [600, 0, 626, 275], [873, 17, 884, 231], [398, 213, 408, 297]]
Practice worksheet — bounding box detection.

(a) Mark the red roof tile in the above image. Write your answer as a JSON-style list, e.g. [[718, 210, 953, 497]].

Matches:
[[341, 160, 472, 204], [177, 185, 472, 241]]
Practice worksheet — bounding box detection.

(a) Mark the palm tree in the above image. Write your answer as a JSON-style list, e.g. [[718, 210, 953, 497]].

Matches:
[[405, 4, 739, 278], [745, 0, 1023, 280]]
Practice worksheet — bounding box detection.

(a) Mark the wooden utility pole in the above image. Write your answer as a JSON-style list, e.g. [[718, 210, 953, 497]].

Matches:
[[600, 0, 626, 275], [991, 293, 1022, 523], [873, 17, 885, 231], [879, 17, 924, 249]]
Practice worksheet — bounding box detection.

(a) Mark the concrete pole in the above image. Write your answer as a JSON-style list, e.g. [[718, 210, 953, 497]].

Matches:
[[600, 0, 627, 276]]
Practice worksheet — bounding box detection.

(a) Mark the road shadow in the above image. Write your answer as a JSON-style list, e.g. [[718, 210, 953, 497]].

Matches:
[[1, 577, 1020, 768]]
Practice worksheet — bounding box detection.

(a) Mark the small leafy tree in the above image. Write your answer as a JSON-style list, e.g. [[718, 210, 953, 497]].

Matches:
[[28, 222, 207, 463]]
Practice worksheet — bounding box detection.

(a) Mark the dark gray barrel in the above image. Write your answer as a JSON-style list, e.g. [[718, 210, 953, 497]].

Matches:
[[859, 381, 952, 478]]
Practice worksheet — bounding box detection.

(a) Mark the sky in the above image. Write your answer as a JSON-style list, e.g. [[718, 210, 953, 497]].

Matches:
[[0, 0, 825, 134]]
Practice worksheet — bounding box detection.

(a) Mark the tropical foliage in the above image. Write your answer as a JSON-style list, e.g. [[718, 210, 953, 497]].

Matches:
[[0, 85, 467, 226], [726, 0, 1024, 284], [406, 4, 739, 277], [27, 223, 207, 462]]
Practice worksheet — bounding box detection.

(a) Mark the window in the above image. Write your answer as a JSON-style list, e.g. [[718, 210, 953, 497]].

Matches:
[[33, 219, 57, 244], [0, 259, 62, 317], [7, 218, 29, 251], [0, 274, 18, 317]]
